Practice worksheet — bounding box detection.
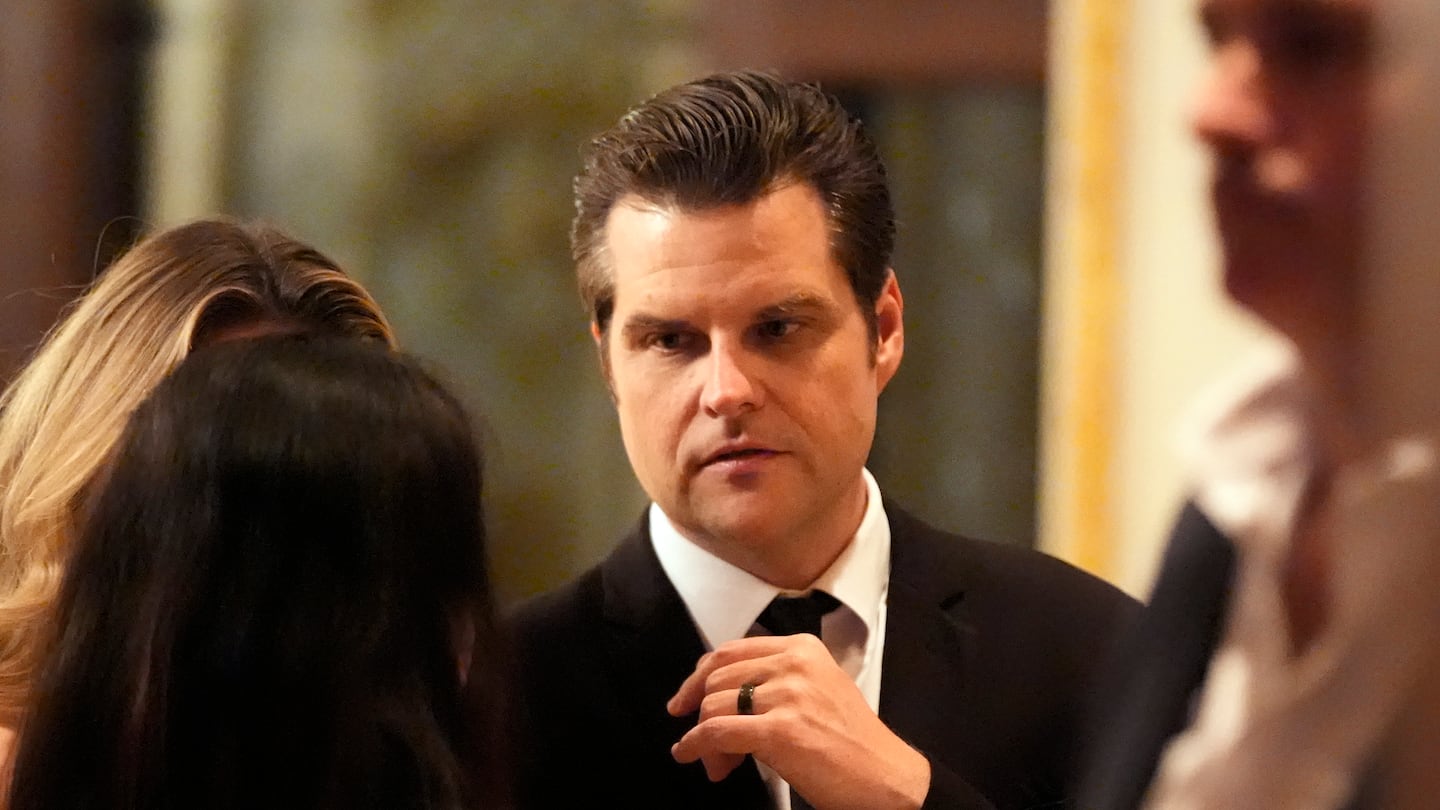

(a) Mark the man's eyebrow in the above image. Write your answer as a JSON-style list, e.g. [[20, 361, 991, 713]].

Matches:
[[758, 292, 833, 319], [620, 313, 690, 337]]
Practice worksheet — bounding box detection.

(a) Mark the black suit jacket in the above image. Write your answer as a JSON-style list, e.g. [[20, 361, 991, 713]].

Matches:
[[1077, 502, 1237, 810], [509, 505, 1138, 810]]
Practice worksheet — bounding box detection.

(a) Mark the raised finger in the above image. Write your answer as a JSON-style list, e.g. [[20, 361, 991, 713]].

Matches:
[[668, 650, 722, 716], [667, 637, 794, 715], [671, 714, 766, 765], [699, 751, 746, 782]]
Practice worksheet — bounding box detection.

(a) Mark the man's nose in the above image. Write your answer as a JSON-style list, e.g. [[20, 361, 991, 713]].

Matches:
[[1191, 41, 1274, 154], [699, 341, 761, 418]]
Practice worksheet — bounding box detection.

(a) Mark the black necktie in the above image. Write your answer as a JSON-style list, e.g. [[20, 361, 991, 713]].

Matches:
[[756, 590, 839, 810], [757, 590, 841, 638]]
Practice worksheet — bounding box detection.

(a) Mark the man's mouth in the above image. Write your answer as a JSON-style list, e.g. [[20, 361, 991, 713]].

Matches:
[[1212, 160, 1310, 217], [703, 446, 778, 467]]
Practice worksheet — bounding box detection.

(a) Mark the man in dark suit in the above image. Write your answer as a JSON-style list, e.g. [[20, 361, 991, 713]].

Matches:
[[510, 70, 1137, 810]]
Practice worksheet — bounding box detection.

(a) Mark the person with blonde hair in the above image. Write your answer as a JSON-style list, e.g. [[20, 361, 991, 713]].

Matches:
[[0, 218, 394, 730], [7, 335, 504, 809]]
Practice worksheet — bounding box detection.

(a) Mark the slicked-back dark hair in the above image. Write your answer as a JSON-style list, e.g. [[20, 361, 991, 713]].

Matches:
[[572, 70, 895, 336], [8, 336, 503, 810]]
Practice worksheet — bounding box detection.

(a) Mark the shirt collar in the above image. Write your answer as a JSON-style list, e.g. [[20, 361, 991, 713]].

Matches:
[[1183, 337, 1440, 556], [1181, 338, 1316, 553], [650, 468, 891, 651]]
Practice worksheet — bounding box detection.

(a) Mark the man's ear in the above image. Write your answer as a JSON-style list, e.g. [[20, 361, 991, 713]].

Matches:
[[591, 321, 616, 398], [873, 269, 904, 392]]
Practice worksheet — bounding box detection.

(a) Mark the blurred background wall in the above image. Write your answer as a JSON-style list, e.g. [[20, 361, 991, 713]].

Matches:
[[0, 0, 149, 382], [1042, 0, 1263, 596], [0, 0, 1267, 603]]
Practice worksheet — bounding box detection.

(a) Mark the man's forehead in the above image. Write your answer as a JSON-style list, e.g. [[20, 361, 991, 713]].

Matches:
[[604, 187, 831, 267], [605, 183, 823, 231]]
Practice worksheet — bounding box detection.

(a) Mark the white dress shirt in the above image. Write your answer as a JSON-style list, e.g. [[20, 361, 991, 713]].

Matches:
[[1143, 340, 1440, 810], [650, 468, 892, 810]]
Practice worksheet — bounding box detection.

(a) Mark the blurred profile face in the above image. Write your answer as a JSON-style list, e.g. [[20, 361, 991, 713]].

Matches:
[[1192, 0, 1374, 355], [597, 183, 903, 582]]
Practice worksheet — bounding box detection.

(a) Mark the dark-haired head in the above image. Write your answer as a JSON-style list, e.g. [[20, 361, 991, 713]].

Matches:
[[8, 336, 500, 810], [572, 70, 895, 338]]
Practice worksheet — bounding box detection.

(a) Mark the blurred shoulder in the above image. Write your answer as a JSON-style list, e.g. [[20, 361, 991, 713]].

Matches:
[[887, 503, 1139, 617]]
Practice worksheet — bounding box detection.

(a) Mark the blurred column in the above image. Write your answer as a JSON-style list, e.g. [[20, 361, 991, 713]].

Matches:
[[145, 0, 237, 225], [1039, 0, 1128, 582], [1041, 0, 1264, 595], [0, 0, 151, 385]]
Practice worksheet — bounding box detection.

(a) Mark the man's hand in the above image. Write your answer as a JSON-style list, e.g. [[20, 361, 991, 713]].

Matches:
[[666, 635, 930, 810]]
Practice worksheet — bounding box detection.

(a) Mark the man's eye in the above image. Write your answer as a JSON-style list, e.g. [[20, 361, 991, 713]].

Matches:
[[1198, 7, 1226, 51], [757, 320, 798, 340], [1265, 12, 1371, 73], [647, 332, 691, 352]]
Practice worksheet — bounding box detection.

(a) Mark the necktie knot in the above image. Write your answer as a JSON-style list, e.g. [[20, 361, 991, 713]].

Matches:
[[757, 590, 840, 638]]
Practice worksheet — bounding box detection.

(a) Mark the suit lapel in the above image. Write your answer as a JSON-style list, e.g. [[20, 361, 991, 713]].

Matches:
[[878, 506, 978, 758], [598, 517, 770, 807]]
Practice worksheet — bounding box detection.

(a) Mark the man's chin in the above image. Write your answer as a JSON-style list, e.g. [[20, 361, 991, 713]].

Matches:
[[1223, 254, 1302, 320], [696, 504, 782, 540], [677, 498, 790, 552]]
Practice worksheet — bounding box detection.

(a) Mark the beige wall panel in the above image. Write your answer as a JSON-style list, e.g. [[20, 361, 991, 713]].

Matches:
[[1043, 1, 1265, 597]]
